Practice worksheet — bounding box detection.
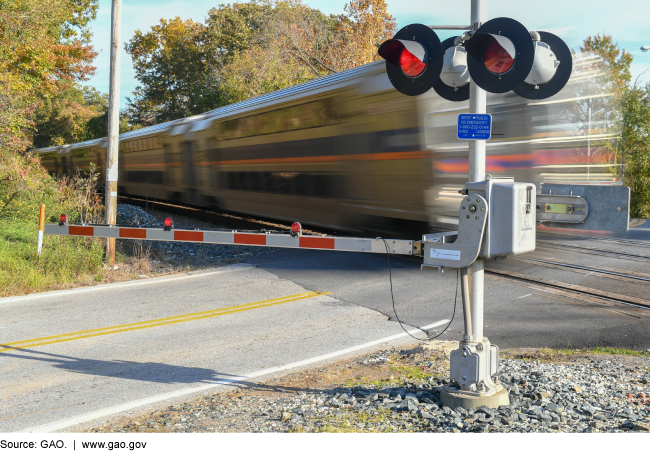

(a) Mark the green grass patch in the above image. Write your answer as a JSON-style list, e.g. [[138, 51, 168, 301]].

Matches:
[[0, 221, 106, 296], [504, 346, 650, 362], [289, 408, 424, 433]]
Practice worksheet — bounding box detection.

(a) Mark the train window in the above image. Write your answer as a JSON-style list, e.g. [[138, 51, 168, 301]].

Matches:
[[72, 148, 92, 158], [216, 99, 337, 140], [223, 171, 337, 197], [126, 171, 164, 184]]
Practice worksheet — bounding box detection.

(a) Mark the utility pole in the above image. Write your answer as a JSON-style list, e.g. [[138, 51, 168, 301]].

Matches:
[[105, 0, 121, 267]]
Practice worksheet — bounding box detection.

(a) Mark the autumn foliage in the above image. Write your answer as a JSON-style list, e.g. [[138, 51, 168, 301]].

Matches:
[[125, 0, 396, 125], [1, 0, 99, 221]]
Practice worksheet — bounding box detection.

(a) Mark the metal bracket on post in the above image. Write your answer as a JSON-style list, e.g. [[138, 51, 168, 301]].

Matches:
[[536, 194, 588, 223], [537, 184, 630, 232], [421, 195, 488, 271]]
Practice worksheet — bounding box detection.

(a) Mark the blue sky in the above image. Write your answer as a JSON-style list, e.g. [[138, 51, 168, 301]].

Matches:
[[83, 0, 650, 108]]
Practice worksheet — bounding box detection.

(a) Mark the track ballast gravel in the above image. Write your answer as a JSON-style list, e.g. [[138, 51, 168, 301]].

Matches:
[[85, 345, 650, 434]]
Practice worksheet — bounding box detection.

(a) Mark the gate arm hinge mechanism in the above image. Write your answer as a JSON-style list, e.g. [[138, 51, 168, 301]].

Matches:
[[421, 194, 488, 271]]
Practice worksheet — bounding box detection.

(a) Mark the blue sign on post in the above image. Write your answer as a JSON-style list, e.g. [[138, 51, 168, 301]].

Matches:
[[457, 114, 492, 140]]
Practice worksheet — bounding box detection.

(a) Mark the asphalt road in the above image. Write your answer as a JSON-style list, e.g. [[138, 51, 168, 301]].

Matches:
[[2, 220, 650, 432]]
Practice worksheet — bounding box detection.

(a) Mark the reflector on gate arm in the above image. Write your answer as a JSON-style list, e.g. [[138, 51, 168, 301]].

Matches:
[[537, 184, 630, 232]]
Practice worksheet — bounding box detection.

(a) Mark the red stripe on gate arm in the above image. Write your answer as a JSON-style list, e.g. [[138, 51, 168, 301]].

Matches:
[[68, 226, 94, 236], [119, 228, 146, 239], [234, 233, 266, 245], [300, 236, 335, 249], [174, 231, 204, 242]]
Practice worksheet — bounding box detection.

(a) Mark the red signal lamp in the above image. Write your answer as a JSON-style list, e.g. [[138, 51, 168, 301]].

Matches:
[[291, 222, 302, 237], [377, 24, 443, 96], [398, 47, 427, 77], [482, 37, 515, 74], [164, 217, 173, 231], [465, 17, 535, 94], [59, 213, 68, 226]]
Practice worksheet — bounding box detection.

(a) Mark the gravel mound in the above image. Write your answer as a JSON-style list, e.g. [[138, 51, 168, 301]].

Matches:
[[88, 347, 650, 433], [115, 204, 278, 266]]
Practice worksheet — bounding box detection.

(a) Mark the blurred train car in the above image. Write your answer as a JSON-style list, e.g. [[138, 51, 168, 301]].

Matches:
[[33, 55, 619, 237]]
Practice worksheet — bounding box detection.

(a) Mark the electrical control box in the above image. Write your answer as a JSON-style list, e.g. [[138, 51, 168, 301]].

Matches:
[[466, 177, 536, 259]]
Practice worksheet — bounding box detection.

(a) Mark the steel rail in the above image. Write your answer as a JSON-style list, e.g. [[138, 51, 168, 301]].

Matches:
[[516, 256, 650, 282], [537, 240, 650, 262], [539, 232, 650, 248], [484, 268, 650, 312]]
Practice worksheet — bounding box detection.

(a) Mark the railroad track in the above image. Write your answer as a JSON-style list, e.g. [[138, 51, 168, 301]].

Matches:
[[485, 262, 650, 315], [118, 195, 338, 236], [536, 240, 650, 262], [539, 232, 650, 248]]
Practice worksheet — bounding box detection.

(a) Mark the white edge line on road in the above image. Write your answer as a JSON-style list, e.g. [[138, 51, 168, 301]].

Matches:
[[0, 264, 254, 305], [19, 318, 451, 433]]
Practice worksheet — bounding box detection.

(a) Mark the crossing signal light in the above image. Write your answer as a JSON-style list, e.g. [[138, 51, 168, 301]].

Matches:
[[378, 24, 443, 96], [464, 17, 535, 94], [513, 31, 572, 100], [59, 213, 68, 226], [380, 19, 571, 102], [164, 217, 173, 231]]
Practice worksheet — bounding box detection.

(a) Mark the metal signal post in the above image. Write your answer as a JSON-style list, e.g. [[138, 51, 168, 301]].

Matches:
[[378, 0, 596, 408], [467, 0, 487, 349], [105, 0, 122, 268]]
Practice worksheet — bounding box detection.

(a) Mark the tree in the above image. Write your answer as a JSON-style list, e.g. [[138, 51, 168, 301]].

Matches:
[[124, 0, 396, 123], [575, 34, 650, 217], [619, 83, 650, 217], [219, 0, 396, 102], [125, 17, 223, 126], [0, 0, 98, 154], [581, 34, 633, 98], [33, 84, 106, 147]]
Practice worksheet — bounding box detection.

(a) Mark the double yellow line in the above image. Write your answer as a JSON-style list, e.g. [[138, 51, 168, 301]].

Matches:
[[0, 291, 329, 353]]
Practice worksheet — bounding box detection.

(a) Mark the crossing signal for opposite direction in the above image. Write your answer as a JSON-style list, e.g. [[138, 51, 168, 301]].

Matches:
[[379, 18, 571, 101]]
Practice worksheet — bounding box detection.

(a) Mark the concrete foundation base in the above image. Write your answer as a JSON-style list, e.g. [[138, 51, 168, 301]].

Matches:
[[440, 386, 510, 410]]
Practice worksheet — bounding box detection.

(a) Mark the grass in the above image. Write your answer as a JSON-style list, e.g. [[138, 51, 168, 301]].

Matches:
[[288, 408, 426, 433], [538, 346, 650, 357], [503, 346, 650, 362], [0, 221, 106, 297]]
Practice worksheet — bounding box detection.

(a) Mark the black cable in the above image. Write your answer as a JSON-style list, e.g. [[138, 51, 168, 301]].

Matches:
[[381, 238, 458, 341]]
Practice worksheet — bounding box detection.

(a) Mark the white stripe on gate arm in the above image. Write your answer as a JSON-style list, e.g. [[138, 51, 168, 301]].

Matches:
[[18, 319, 451, 433], [43, 224, 415, 255]]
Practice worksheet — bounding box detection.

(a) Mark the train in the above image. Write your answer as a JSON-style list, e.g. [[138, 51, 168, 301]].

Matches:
[[33, 54, 618, 237]]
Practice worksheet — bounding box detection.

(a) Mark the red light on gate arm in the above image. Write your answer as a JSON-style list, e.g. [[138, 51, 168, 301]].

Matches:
[[483, 39, 514, 74], [164, 217, 173, 231], [291, 222, 302, 237], [399, 49, 426, 77], [59, 213, 67, 226]]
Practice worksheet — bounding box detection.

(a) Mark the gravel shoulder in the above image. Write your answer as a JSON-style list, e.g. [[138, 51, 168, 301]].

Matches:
[[83, 344, 650, 434]]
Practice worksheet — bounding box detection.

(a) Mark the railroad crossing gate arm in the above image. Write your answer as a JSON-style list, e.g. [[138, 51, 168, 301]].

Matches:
[[43, 223, 419, 255], [537, 184, 630, 232]]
